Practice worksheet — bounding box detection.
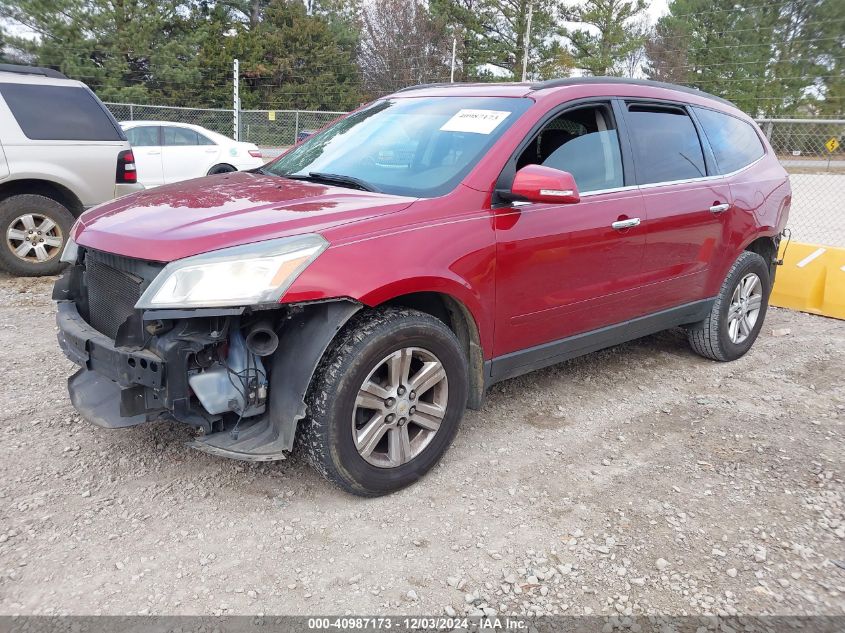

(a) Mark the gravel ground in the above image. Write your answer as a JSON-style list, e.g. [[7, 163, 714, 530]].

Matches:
[[0, 271, 843, 618]]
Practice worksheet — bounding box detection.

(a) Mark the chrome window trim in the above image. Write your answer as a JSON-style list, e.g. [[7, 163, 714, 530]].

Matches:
[[579, 184, 639, 197]]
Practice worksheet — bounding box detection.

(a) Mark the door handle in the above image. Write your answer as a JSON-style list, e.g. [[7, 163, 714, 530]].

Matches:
[[204, 149, 217, 153], [147, 150, 161, 155], [611, 217, 641, 230], [710, 203, 730, 214]]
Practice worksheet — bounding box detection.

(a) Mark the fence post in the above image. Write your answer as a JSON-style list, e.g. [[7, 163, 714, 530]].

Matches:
[[129, 104, 134, 121], [764, 121, 773, 141], [294, 111, 300, 145], [233, 58, 240, 141]]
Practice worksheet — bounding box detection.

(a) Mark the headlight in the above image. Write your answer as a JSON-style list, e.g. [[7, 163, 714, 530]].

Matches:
[[60, 236, 79, 264], [135, 234, 328, 309]]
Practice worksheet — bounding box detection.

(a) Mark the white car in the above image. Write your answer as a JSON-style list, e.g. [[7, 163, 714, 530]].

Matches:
[[120, 121, 264, 187]]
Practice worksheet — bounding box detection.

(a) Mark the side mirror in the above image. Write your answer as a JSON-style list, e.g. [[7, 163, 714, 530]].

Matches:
[[510, 165, 580, 204]]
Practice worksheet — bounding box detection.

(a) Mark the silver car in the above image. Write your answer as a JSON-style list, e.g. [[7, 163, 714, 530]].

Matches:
[[0, 64, 143, 276]]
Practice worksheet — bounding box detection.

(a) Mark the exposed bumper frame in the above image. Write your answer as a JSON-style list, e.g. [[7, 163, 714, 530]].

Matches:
[[56, 292, 362, 461]]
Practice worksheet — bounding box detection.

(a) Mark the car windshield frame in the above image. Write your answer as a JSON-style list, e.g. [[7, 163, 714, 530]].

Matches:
[[263, 96, 533, 198]]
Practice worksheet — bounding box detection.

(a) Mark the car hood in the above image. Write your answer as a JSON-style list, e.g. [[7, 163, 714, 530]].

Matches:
[[75, 172, 416, 262]]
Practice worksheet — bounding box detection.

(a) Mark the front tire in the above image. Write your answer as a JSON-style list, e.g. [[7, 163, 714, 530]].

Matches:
[[687, 251, 771, 361], [0, 194, 74, 276], [301, 308, 468, 497]]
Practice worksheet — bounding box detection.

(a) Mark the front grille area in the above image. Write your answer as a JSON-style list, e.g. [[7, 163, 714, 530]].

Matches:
[[82, 250, 164, 340]]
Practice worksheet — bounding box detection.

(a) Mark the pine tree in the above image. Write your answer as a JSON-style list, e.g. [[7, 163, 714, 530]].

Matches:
[[646, 0, 843, 116], [562, 0, 650, 77], [432, 0, 566, 80]]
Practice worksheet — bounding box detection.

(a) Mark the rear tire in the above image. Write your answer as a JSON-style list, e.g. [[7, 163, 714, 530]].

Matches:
[[301, 307, 468, 497], [0, 194, 74, 277], [687, 251, 771, 361], [207, 164, 237, 175]]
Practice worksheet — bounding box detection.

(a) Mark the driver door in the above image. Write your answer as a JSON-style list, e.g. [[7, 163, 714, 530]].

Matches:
[[491, 101, 650, 373]]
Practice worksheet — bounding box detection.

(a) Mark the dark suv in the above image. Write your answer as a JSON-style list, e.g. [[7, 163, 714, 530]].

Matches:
[[54, 78, 790, 496]]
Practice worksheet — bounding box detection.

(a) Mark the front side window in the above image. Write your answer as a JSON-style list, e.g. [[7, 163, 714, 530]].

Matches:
[[163, 126, 199, 146], [265, 96, 532, 198], [694, 107, 765, 174], [126, 126, 160, 147], [0, 84, 123, 141], [516, 104, 624, 193], [626, 104, 706, 185]]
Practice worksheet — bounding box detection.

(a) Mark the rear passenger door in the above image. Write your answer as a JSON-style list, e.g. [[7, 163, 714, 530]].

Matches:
[[161, 126, 213, 183], [622, 102, 732, 310]]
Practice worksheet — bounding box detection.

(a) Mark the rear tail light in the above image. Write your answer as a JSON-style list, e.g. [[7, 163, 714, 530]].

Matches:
[[116, 149, 137, 184], [248, 149, 263, 158]]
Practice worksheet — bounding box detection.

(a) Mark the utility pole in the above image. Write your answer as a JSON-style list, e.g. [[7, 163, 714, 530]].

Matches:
[[450, 38, 457, 83], [233, 58, 240, 141], [521, 1, 533, 82]]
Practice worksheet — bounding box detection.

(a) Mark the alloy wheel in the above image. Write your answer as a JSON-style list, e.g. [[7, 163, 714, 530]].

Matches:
[[727, 272, 763, 344], [352, 346, 448, 468], [5, 213, 64, 263]]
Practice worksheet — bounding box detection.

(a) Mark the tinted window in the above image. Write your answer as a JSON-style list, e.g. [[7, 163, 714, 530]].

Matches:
[[626, 105, 706, 184], [694, 107, 765, 174], [163, 126, 200, 146], [196, 132, 215, 146], [0, 84, 122, 141], [126, 126, 160, 147], [266, 96, 532, 198], [517, 105, 624, 193]]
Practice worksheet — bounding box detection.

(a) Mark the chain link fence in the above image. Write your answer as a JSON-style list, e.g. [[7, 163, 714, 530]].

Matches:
[[238, 109, 346, 153], [104, 103, 236, 137], [102, 102, 843, 247], [758, 118, 845, 247]]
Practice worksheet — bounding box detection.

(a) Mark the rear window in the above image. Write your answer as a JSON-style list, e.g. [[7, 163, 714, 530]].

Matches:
[[694, 107, 765, 174], [0, 83, 123, 141]]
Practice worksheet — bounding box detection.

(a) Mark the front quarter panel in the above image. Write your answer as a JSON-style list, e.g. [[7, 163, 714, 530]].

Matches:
[[282, 186, 497, 355]]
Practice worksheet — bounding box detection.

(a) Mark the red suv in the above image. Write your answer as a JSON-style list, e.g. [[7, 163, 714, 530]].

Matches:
[[54, 78, 790, 496]]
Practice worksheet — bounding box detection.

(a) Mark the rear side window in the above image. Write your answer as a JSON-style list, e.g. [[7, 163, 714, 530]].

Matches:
[[625, 105, 706, 185], [694, 107, 765, 174], [126, 126, 160, 147], [0, 83, 122, 141], [164, 127, 201, 146]]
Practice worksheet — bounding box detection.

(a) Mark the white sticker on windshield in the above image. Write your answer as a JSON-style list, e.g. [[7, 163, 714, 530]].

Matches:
[[440, 109, 511, 135]]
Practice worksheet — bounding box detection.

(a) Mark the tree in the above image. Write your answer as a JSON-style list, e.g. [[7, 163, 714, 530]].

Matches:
[[234, 0, 363, 110], [562, 0, 650, 77], [358, 0, 451, 97], [0, 0, 221, 105], [645, 0, 843, 116], [432, 0, 566, 81]]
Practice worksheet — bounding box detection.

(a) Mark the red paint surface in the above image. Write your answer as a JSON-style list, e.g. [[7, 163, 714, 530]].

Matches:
[[74, 81, 790, 361]]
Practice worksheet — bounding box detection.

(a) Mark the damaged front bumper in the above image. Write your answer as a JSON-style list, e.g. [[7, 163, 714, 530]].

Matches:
[[55, 269, 360, 461]]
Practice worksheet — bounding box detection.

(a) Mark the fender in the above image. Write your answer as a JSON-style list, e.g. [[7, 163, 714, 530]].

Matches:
[[189, 299, 362, 460]]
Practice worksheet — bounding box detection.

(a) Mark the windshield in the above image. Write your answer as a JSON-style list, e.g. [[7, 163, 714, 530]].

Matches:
[[264, 97, 532, 198]]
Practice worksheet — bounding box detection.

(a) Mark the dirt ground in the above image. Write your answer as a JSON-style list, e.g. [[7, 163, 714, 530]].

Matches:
[[0, 271, 842, 618]]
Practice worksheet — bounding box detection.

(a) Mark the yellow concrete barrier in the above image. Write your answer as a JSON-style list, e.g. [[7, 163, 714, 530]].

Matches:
[[770, 241, 845, 320]]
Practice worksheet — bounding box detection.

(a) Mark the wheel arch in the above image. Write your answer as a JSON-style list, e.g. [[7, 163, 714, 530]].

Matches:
[[207, 163, 237, 175], [378, 291, 486, 410], [743, 233, 781, 279], [0, 178, 84, 217]]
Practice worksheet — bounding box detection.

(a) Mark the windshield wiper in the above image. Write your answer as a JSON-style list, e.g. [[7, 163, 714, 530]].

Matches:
[[281, 172, 380, 193]]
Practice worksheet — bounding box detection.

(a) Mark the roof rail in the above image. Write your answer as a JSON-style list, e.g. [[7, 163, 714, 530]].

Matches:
[[394, 83, 456, 93], [530, 76, 734, 107], [0, 63, 68, 80]]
